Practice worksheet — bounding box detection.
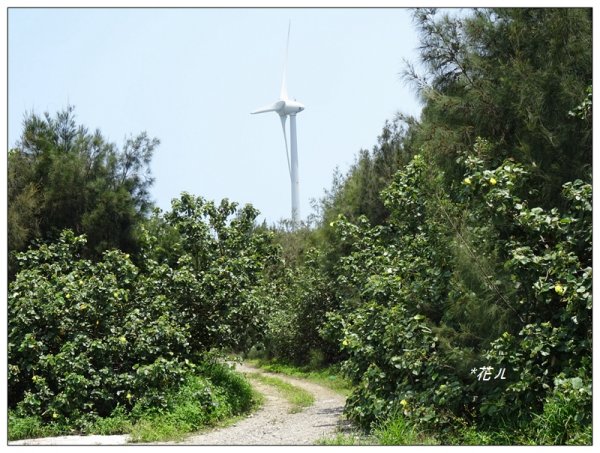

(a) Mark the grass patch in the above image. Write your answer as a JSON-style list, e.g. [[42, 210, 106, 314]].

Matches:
[[317, 412, 439, 446], [247, 358, 352, 396], [316, 432, 376, 446], [88, 405, 133, 435], [373, 414, 439, 446], [247, 372, 314, 413], [7, 413, 64, 441], [450, 417, 592, 446]]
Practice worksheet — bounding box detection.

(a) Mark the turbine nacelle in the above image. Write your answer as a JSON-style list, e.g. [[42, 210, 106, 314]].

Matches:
[[282, 100, 305, 115], [251, 99, 304, 116]]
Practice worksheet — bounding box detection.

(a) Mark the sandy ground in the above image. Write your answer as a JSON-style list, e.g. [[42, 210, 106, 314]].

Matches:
[[9, 362, 346, 446]]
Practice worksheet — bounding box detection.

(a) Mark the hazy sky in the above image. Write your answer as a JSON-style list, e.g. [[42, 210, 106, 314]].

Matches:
[[8, 7, 425, 224]]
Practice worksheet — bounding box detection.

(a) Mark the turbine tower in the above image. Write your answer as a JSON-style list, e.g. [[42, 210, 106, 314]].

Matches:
[[251, 23, 305, 226]]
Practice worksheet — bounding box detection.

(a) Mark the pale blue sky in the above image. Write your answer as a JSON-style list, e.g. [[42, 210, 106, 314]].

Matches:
[[8, 7, 426, 225]]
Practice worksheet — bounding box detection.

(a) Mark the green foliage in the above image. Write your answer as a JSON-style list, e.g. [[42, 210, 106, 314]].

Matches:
[[529, 375, 592, 445], [88, 405, 133, 435], [8, 194, 278, 437], [324, 146, 591, 439], [471, 164, 592, 423], [254, 117, 421, 371], [373, 413, 438, 446], [129, 363, 257, 442], [262, 248, 340, 364], [7, 413, 63, 441], [296, 7, 592, 445], [408, 8, 591, 207], [568, 85, 592, 121], [317, 115, 417, 252], [7, 7, 592, 447], [200, 362, 257, 415], [161, 193, 280, 353], [7, 149, 41, 255], [8, 230, 194, 426], [8, 362, 258, 443], [8, 107, 159, 276], [324, 157, 461, 430]]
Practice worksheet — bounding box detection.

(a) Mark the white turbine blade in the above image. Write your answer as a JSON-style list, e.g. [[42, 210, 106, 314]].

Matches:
[[280, 114, 291, 177], [251, 101, 283, 114], [280, 22, 291, 100]]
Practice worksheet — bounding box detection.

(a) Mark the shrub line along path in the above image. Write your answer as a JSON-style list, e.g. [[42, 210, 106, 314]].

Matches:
[[9, 362, 347, 446]]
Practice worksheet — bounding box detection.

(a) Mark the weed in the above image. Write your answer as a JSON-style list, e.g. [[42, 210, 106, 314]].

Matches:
[[316, 432, 376, 446], [8, 413, 61, 441], [373, 414, 438, 446], [129, 363, 259, 443], [88, 405, 133, 435]]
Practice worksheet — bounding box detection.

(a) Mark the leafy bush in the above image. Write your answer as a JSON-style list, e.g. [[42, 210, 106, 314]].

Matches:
[[161, 193, 280, 353], [326, 149, 592, 442], [529, 374, 592, 445], [199, 361, 256, 415], [8, 230, 194, 427], [465, 156, 593, 424], [7, 413, 62, 441], [262, 248, 340, 364], [328, 156, 463, 430], [129, 362, 257, 443], [8, 194, 279, 435]]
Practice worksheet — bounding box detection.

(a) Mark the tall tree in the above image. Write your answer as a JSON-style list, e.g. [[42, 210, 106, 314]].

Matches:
[[406, 8, 592, 207], [8, 106, 159, 271]]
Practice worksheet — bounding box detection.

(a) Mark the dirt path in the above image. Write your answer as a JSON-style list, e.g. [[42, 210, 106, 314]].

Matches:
[[9, 362, 347, 446], [178, 362, 346, 445]]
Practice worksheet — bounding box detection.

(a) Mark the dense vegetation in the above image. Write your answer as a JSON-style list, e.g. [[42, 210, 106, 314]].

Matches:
[[8, 8, 591, 445], [7, 196, 274, 439], [258, 8, 592, 445]]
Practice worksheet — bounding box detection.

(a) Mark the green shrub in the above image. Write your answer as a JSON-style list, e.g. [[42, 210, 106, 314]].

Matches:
[[262, 248, 340, 365], [529, 374, 592, 445], [326, 150, 591, 440], [129, 363, 258, 442], [162, 194, 280, 354], [8, 231, 194, 427], [89, 405, 133, 435], [8, 195, 278, 436], [200, 362, 256, 415]]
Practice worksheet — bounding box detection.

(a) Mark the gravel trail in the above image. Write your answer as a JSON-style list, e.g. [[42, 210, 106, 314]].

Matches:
[[9, 362, 346, 446], [179, 362, 346, 445]]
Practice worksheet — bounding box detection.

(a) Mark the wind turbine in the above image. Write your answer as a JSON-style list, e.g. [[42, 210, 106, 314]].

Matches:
[[251, 23, 305, 226]]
